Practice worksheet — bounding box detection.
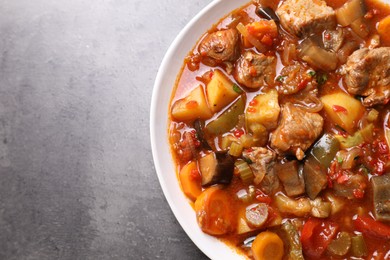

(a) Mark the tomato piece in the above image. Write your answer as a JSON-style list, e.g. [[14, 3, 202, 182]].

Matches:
[[354, 216, 390, 239], [301, 218, 339, 258], [332, 105, 348, 114]]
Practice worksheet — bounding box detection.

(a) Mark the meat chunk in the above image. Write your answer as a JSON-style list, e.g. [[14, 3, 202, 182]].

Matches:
[[276, 0, 336, 37], [371, 174, 390, 221], [270, 103, 324, 160], [198, 29, 239, 66], [234, 51, 276, 89], [242, 147, 279, 194], [344, 47, 390, 107]]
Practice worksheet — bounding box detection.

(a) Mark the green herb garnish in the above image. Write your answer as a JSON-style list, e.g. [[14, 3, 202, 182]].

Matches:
[[316, 74, 328, 85], [307, 70, 316, 77], [233, 84, 243, 94], [276, 75, 286, 83]]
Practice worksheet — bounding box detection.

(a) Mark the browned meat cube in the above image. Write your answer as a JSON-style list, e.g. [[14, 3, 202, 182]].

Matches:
[[344, 47, 390, 107], [275, 160, 305, 197], [198, 29, 240, 66], [270, 103, 324, 160], [371, 174, 390, 221], [234, 51, 276, 89], [242, 147, 279, 194], [276, 0, 336, 37]]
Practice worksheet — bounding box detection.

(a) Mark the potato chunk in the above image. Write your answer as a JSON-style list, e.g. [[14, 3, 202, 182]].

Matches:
[[206, 70, 240, 113], [246, 89, 280, 131], [321, 92, 364, 134], [171, 85, 212, 121]]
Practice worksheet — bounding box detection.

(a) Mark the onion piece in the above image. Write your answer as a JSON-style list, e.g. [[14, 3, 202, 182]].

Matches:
[[236, 23, 267, 53], [294, 93, 324, 113], [336, 0, 365, 26], [299, 39, 338, 71], [350, 17, 369, 38], [282, 43, 297, 65]]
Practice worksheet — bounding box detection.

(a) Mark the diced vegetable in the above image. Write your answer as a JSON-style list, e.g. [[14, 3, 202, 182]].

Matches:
[[321, 92, 364, 134], [350, 17, 369, 38], [246, 89, 280, 131], [221, 135, 239, 150], [274, 194, 311, 217], [236, 185, 256, 203], [371, 174, 390, 221], [206, 70, 241, 113], [310, 133, 340, 169], [240, 134, 255, 148], [327, 232, 351, 256], [245, 203, 269, 228], [179, 161, 202, 201], [367, 109, 379, 122], [335, 124, 373, 148], [248, 123, 268, 147], [310, 198, 331, 218], [378, 15, 390, 43], [237, 23, 268, 52], [282, 221, 304, 260], [195, 186, 236, 235], [205, 95, 245, 135], [303, 158, 328, 199], [301, 218, 339, 258], [298, 39, 338, 71], [235, 160, 254, 184], [333, 173, 367, 199], [351, 234, 367, 257], [229, 141, 243, 157], [199, 151, 234, 186], [324, 192, 345, 215], [251, 231, 284, 260], [237, 207, 257, 235], [275, 160, 305, 197], [335, 0, 365, 26], [172, 85, 212, 121], [354, 216, 390, 239]]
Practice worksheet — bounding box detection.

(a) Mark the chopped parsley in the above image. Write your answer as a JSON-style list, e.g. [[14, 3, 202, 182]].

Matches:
[[316, 73, 328, 85], [307, 70, 316, 77], [337, 157, 343, 164], [276, 75, 286, 83], [242, 156, 253, 164], [233, 84, 243, 94]]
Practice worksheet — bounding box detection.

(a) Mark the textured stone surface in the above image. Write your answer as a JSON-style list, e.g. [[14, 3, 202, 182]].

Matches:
[[0, 0, 210, 259]]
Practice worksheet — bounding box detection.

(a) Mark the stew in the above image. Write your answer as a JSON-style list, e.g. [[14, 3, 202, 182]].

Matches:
[[168, 0, 390, 259]]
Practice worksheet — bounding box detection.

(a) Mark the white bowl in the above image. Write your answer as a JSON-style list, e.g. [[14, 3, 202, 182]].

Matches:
[[150, 0, 390, 259], [150, 0, 249, 258]]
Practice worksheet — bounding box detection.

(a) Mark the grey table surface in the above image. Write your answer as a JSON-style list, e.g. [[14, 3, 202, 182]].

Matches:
[[0, 0, 213, 259]]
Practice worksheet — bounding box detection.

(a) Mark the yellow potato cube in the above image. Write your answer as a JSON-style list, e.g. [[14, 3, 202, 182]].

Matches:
[[206, 70, 241, 113], [171, 85, 212, 121]]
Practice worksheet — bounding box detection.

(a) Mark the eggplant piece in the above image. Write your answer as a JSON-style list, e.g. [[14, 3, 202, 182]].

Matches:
[[303, 157, 328, 199], [194, 119, 212, 150], [205, 95, 245, 135], [199, 151, 234, 187], [256, 6, 279, 23], [371, 174, 390, 221], [275, 161, 305, 197], [310, 133, 340, 168]]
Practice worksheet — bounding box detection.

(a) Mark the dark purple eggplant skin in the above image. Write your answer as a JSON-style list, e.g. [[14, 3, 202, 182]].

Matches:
[[256, 7, 280, 23], [194, 119, 212, 150], [202, 151, 234, 187]]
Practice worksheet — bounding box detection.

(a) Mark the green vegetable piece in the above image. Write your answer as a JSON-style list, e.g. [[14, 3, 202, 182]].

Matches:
[[276, 75, 286, 82], [307, 70, 316, 77], [335, 124, 373, 149], [232, 84, 243, 94], [351, 234, 367, 258], [327, 232, 351, 256], [310, 133, 340, 168], [316, 73, 328, 85], [282, 221, 304, 260], [235, 160, 254, 184], [205, 96, 245, 135]]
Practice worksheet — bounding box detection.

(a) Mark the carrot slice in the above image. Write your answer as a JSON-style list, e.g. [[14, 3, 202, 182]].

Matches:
[[251, 231, 284, 260], [378, 15, 390, 44], [179, 161, 202, 201], [194, 186, 236, 235]]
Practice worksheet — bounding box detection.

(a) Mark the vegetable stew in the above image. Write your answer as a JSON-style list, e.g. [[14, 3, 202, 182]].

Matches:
[[168, 0, 390, 259]]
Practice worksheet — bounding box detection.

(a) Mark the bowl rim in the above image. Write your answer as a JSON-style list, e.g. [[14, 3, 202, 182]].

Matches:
[[150, 0, 249, 259]]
